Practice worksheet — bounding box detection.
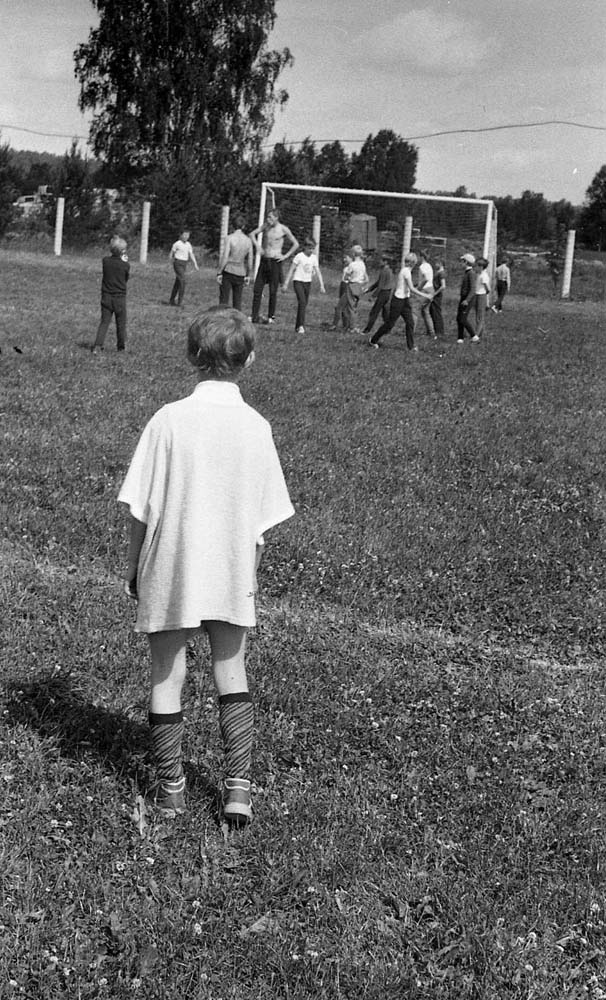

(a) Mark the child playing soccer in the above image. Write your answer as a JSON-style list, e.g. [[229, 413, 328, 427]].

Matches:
[[118, 307, 294, 825], [91, 235, 130, 354], [470, 257, 491, 342], [342, 244, 369, 332], [281, 237, 326, 333], [329, 252, 353, 329], [363, 254, 394, 335]]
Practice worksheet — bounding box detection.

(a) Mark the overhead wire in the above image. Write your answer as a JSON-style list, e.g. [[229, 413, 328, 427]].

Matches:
[[1, 118, 604, 146]]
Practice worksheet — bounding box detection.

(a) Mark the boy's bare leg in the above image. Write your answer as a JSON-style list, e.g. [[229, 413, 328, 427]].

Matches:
[[206, 621, 253, 823], [146, 628, 197, 811]]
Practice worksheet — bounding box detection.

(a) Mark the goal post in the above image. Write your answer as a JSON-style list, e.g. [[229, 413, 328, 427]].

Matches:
[[257, 181, 497, 284]]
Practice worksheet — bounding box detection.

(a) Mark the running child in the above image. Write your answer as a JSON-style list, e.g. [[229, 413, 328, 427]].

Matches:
[[363, 254, 394, 336], [368, 252, 429, 351], [281, 237, 326, 333], [118, 307, 294, 825]]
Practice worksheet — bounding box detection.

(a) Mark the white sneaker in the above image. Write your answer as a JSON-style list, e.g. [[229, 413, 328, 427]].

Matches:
[[471, 335, 480, 342], [296, 326, 305, 334], [267, 317, 275, 325]]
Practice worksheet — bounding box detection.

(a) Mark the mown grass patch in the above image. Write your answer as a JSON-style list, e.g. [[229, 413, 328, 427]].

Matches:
[[1, 250, 605, 997]]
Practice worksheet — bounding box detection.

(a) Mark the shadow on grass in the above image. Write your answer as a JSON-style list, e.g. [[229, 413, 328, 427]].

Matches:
[[5, 672, 148, 775], [4, 672, 218, 808]]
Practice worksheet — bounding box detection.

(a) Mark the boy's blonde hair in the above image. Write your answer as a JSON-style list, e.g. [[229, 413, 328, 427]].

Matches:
[[110, 235, 127, 256], [187, 307, 255, 378]]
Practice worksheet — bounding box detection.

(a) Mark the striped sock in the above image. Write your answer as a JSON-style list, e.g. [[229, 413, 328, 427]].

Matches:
[[219, 693, 253, 780], [149, 711, 184, 785]]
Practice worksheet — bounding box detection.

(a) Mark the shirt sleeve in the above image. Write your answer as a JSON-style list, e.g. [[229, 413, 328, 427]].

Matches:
[[257, 431, 295, 542], [117, 412, 167, 524]]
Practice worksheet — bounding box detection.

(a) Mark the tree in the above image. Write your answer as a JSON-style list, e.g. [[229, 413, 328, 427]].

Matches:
[[315, 141, 351, 188], [51, 141, 111, 246], [579, 165, 606, 250], [74, 0, 293, 181], [349, 130, 417, 193], [0, 135, 19, 237]]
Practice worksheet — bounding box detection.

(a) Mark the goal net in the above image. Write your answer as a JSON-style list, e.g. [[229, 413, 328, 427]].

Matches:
[[256, 182, 497, 280]]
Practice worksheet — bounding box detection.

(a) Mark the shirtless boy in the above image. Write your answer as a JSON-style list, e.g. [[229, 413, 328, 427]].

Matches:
[[250, 209, 299, 325]]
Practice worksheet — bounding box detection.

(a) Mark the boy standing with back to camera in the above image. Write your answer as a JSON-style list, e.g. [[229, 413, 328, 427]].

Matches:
[[91, 235, 130, 355], [118, 307, 294, 825]]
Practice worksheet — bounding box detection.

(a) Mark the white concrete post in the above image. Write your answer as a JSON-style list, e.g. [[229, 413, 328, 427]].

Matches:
[[139, 201, 151, 264], [312, 214, 321, 258], [401, 216, 413, 264], [54, 197, 65, 256], [561, 230, 576, 299]]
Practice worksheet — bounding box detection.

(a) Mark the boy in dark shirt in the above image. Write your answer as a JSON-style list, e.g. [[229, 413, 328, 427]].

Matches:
[[456, 253, 476, 343], [363, 255, 394, 335], [91, 236, 130, 354]]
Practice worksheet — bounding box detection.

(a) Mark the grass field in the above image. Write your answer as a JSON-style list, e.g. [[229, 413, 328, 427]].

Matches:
[[1, 249, 606, 999]]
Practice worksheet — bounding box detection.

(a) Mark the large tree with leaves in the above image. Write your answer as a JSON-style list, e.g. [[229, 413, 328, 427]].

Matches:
[[74, 0, 293, 185], [579, 165, 606, 250]]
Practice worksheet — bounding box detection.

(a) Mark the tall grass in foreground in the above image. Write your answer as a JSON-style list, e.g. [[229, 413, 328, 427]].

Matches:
[[1, 250, 605, 998]]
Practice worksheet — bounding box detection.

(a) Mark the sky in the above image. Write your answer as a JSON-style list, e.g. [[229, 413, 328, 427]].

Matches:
[[1, 0, 604, 205]]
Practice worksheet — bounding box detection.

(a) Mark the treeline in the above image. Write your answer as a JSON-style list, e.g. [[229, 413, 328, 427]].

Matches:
[[1, 133, 602, 252]]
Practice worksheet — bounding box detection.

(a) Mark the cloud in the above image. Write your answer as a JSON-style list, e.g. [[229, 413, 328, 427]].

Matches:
[[361, 7, 497, 75]]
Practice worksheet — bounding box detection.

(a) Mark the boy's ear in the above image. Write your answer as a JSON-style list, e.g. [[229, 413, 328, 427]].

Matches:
[[244, 351, 255, 369]]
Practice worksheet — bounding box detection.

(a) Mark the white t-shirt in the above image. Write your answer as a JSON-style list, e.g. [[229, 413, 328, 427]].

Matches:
[[393, 266, 413, 299], [118, 381, 294, 631], [171, 239, 193, 261], [418, 261, 433, 291], [346, 258, 368, 286], [474, 269, 491, 295], [291, 251, 318, 282]]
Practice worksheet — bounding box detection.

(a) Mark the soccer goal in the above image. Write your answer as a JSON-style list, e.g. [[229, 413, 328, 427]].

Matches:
[[256, 181, 497, 278]]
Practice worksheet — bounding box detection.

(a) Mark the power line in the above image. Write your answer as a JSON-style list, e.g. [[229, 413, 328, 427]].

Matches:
[[0, 123, 88, 140], [263, 120, 606, 148], [1, 118, 604, 146]]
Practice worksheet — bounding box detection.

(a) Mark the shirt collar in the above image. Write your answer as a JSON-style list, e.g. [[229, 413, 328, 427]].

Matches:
[[193, 380, 242, 400]]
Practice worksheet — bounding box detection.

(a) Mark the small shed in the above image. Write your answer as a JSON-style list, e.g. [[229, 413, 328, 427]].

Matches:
[[350, 213, 377, 251]]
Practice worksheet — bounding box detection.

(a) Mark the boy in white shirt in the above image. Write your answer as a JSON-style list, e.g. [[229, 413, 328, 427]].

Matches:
[[119, 307, 294, 825], [168, 230, 199, 307], [282, 237, 326, 333], [340, 244, 369, 332], [416, 249, 435, 337], [471, 257, 491, 342], [369, 252, 429, 351]]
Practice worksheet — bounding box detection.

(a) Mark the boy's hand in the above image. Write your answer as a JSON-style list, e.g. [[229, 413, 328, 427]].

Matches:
[[124, 578, 138, 600]]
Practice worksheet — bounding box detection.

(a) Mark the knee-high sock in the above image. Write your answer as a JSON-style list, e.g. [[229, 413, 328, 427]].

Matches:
[[149, 711, 184, 785], [219, 693, 253, 780]]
